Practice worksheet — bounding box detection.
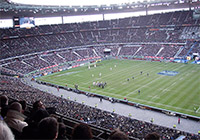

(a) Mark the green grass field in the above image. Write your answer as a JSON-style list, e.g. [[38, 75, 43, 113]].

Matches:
[[36, 59, 200, 117]]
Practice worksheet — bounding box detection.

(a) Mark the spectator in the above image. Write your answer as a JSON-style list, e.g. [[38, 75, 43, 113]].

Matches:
[[57, 122, 68, 140], [0, 120, 15, 140], [71, 123, 93, 140], [33, 100, 45, 111], [0, 95, 9, 118], [108, 129, 129, 140], [38, 117, 59, 140], [30, 100, 46, 120], [145, 132, 161, 140], [4, 102, 28, 138], [22, 108, 49, 139]]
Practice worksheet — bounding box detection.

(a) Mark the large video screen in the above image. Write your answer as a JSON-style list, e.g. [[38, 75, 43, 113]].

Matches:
[[20, 17, 35, 28], [193, 9, 200, 20]]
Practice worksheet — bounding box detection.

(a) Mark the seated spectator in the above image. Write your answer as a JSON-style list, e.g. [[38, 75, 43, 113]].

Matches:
[[4, 102, 28, 138], [0, 120, 15, 140], [57, 122, 68, 140], [38, 117, 59, 140], [30, 100, 46, 121], [145, 132, 161, 140], [32, 100, 45, 113], [0, 95, 9, 118], [71, 123, 93, 140], [22, 108, 49, 139], [108, 129, 129, 140]]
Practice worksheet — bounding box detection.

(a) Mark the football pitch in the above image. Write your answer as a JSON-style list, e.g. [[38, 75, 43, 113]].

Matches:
[[36, 59, 200, 117]]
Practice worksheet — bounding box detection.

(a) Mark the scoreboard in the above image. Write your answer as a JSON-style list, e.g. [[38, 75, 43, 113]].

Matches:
[[13, 17, 20, 28], [193, 9, 200, 20]]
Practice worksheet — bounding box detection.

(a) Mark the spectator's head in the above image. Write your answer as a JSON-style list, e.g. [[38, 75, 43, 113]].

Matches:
[[33, 100, 45, 111], [71, 123, 93, 140], [0, 120, 15, 140], [9, 102, 22, 113], [145, 132, 161, 140], [0, 95, 8, 107], [38, 117, 58, 140], [108, 129, 129, 140], [57, 122, 67, 139]]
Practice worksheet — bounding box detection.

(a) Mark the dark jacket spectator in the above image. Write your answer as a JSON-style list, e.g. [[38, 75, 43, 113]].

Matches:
[[57, 122, 69, 140], [22, 108, 49, 139], [71, 123, 93, 140], [108, 129, 129, 140], [145, 132, 161, 140], [38, 117, 59, 140], [0, 95, 9, 118]]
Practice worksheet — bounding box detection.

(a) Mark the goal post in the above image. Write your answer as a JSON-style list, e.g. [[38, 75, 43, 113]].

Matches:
[[88, 59, 101, 69], [88, 62, 97, 69]]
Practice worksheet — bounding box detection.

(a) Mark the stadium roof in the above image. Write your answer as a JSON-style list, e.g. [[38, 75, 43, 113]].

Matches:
[[4, 0, 186, 6], [0, 0, 199, 18]]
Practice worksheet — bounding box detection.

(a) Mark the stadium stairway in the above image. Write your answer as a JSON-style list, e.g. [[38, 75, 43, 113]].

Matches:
[[174, 46, 184, 58], [185, 42, 197, 57]]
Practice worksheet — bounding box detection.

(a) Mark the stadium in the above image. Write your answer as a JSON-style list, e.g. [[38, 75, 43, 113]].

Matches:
[[0, 0, 200, 139]]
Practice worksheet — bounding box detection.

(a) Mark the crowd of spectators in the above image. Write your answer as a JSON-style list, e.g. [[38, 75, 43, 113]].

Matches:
[[1, 40, 199, 75], [40, 53, 66, 66], [1, 10, 199, 60], [0, 26, 190, 59], [0, 75, 199, 140], [1, 9, 200, 140], [3, 60, 35, 74], [180, 27, 200, 40], [23, 56, 50, 70], [0, 66, 23, 77], [1, 10, 197, 39]]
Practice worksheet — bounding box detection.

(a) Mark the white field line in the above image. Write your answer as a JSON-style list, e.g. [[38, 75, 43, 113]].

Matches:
[[46, 61, 195, 113], [151, 95, 159, 100], [72, 86, 199, 114], [179, 78, 183, 80], [126, 64, 184, 97], [162, 82, 176, 93], [42, 78, 197, 114], [83, 62, 144, 85], [126, 76, 163, 97], [196, 107, 200, 113]]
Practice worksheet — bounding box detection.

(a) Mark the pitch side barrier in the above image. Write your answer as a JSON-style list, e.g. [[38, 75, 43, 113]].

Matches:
[[35, 80, 200, 122]]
